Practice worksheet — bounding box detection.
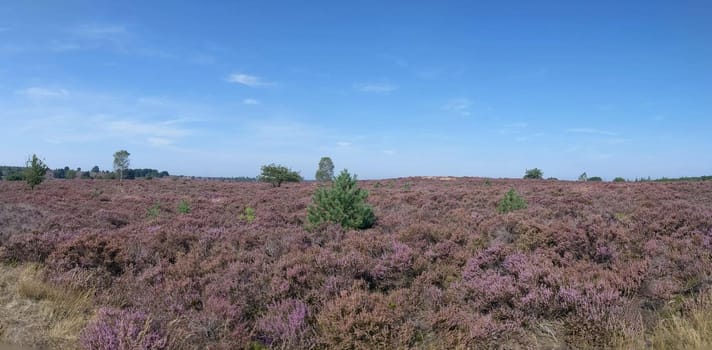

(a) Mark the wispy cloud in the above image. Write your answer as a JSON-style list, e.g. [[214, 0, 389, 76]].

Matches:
[[336, 141, 352, 147], [16, 87, 70, 98], [243, 98, 260, 105], [442, 98, 472, 116], [354, 82, 399, 94], [105, 119, 191, 141], [382, 149, 396, 155], [565, 128, 618, 136], [227, 73, 273, 87], [74, 24, 128, 39]]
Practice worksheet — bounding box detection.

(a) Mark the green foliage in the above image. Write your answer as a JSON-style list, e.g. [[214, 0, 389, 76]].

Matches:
[[315, 156, 335, 182], [613, 177, 626, 182], [239, 206, 256, 223], [113, 150, 130, 181], [258, 163, 303, 187], [484, 179, 491, 186], [588, 176, 603, 182], [579, 172, 588, 182], [146, 202, 161, 219], [24, 154, 49, 189], [497, 188, 527, 214], [523, 168, 543, 179], [177, 200, 191, 214], [307, 169, 375, 230], [6, 173, 25, 181]]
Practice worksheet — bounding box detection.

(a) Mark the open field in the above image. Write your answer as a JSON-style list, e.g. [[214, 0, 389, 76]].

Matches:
[[1, 178, 712, 349]]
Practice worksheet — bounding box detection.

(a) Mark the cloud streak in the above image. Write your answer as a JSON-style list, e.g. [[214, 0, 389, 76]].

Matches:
[[565, 128, 618, 136], [16, 87, 70, 98], [442, 98, 471, 116], [227, 73, 273, 87], [354, 82, 399, 93]]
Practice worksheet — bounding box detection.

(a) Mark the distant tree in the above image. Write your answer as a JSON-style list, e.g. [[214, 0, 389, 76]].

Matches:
[[259, 163, 303, 187], [523, 168, 543, 179], [588, 176, 603, 182], [24, 154, 49, 189], [613, 177, 626, 182], [91, 165, 100, 173], [579, 172, 588, 182], [307, 169, 375, 230], [113, 150, 130, 181], [315, 156, 335, 182], [65, 168, 76, 179]]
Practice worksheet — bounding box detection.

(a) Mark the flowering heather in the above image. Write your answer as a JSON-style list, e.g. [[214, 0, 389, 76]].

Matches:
[[1, 177, 712, 348]]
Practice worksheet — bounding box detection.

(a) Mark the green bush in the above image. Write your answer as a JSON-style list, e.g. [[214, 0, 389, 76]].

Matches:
[[177, 200, 191, 214], [239, 206, 256, 223], [258, 163, 302, 187], [147, 202, 161, 219], [497, 188, 527, 214], [307, 169, 375, 230], [613, 177, 626, 182], [588, 176, 603, 182]]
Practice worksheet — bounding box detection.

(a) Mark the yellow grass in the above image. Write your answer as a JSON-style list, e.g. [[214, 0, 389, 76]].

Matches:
[[0, 263, 93, 349]]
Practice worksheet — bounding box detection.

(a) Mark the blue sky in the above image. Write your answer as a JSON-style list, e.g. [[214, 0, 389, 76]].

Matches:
[[1, 1, 710, 179]]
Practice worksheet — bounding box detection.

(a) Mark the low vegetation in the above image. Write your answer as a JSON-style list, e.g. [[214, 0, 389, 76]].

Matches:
[[1, 177, 712, 349]]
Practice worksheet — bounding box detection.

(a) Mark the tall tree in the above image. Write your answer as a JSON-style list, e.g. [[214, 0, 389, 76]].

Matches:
[[24, 154, 49, 189], [315, 156, 335, 182], [113, 150, 130, 181]]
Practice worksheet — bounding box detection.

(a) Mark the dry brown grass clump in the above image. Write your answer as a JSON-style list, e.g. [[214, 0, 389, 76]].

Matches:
[[0, 264, 93, 348]]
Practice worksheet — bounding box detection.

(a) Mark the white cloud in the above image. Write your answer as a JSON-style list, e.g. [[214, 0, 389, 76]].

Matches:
[[74, 24, 128, 39], [565, 128, 617, 136], [147, 137, 173, 146], [17, 87, 70, 98], [354, 83, 399, 93], [106, 119, 190, 139], [442, 98, 472, 116], [243, 98, 260, 105], [336, 141, 352, 147], [227, 73, 273, 87]]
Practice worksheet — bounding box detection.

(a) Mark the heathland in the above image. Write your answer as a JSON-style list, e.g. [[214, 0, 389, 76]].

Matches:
[[1, 177, 711, 349]]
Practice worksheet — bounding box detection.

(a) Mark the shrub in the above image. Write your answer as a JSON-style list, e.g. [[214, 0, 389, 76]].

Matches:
[[240, 206, 256, 223], [497, 188, 527, 214], [613, 177, 626, 182], [25, 154, 49, 189], [307, 169, 375, 230], [177, 200, 191, 214], [259, 164, 303, 187], [523, 168, 543, 179], [147, 202, 161, 219], [588, 176, 603, 182], [79, 307, 167, 350]]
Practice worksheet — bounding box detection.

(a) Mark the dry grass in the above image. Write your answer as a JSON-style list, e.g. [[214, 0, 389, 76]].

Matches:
[[0, 263, 93, 349], [613, 291, 712, 350]]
